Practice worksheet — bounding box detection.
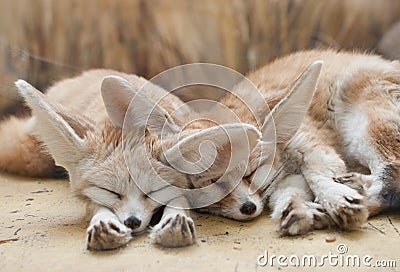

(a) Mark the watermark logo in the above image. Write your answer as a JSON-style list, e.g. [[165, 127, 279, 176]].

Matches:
[[257, 244, 397, 268], [336, 243, 348, 254]]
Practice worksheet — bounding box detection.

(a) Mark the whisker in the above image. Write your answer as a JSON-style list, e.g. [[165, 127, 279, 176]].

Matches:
[[260, 163, 286, 194]]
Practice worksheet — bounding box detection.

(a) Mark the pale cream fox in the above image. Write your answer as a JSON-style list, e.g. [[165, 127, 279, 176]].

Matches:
[[220, 49, 400, 235], [10, 70, 262, 250]]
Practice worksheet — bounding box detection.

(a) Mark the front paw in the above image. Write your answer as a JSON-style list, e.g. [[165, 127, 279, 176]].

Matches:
[[87, 219, 132, 250], [274, 195, 332, 236], [149, 214, 196, 247], [333, 172, 369, 194], [319, 182, 368, 228]]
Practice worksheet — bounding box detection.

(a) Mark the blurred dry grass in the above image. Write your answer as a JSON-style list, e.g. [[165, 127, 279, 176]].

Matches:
[[378, 21, 400, 60], [1, 0, 400, 114]]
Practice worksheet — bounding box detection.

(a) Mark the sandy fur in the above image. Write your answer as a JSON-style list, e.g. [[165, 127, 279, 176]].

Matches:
[[224, 49, 400, 234]]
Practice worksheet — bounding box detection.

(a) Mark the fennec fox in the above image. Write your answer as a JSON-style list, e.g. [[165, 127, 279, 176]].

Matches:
[[224, 49, 400, 235], [217, 61, 328, 235], [12, 70, 261, 250]]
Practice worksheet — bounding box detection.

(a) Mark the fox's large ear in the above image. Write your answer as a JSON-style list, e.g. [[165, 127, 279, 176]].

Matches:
[[15, 80, 93, 169], [161, 123, 261, 176], [101, 76, 180, 135], [101, 76, 136, 128], [262, 61, 322, 143]]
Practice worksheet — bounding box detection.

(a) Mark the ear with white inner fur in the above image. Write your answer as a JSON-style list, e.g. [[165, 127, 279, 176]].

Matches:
[[101, 76, 136, 128], [101, 76, 180, 135], [15, 80, 88, 169], [161, 123, 261, 176], [262, 61, 323, 143]]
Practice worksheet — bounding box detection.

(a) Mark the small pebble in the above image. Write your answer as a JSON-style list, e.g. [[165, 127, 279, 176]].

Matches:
[[325, 235, 336, 243]]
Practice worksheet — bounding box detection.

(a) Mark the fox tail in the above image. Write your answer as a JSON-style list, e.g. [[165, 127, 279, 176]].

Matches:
[[0, 116, 67, 178]]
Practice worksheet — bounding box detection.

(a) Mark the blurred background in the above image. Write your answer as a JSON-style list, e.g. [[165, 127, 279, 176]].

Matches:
[[1, 0, 400, 116]]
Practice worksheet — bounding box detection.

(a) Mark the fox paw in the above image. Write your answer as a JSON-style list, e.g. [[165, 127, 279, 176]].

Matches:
[[149, 214, 196, 247], [87, 219, 132, 250], [274, 195, 332, 236], [318, 182, 368, 229], [333, 172, 370, 194]]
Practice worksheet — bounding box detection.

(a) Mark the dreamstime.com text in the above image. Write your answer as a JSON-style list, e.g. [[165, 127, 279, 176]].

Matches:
[[257, 244, 397, 268]]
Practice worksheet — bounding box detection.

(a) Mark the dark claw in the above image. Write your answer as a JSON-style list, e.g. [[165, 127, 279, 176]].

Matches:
[[161, 218, 172, 229], [181, 220, 188, 236], [87, 231, 92, 243], [93, 224, 101, 233], [188, 222, 195, 235], [99, 221, 109, 234], [171, 216, 180, 228], [316, 207, 326, 213], [281, 209, 290, 219], [109, 222, 120, 233]]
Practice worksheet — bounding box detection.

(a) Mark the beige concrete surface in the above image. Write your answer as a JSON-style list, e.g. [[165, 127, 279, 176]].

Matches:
[[0, 173, 399, 272]]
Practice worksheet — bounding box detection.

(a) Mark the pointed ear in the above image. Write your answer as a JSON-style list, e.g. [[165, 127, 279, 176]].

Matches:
[[15, 80, 91, 169], [161, 123, 261, 175], [101, 76, 180, 135], [262, 61, 322, 143], [101, 76, 136, 128]]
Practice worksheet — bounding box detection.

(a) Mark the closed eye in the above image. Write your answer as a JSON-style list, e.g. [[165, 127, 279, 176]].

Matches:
[[211, 177, 219, 183], [244, 170, 255, 180], [98, 186, 122, 200]]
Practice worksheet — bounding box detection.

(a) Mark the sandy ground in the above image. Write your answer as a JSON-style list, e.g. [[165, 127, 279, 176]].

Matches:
[[0, 173, 399, 272]]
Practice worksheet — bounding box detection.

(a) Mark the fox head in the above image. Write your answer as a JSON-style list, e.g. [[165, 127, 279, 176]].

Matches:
[[15, 77, 262, 233], [15, 80, 174, 233], [222, 61, 323, 202]]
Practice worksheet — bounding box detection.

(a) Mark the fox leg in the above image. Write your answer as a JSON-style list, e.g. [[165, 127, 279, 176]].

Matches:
[[149, 196, 196, 247], [300, 145, 369, 229], [269, 174, 332, 235], [86, 205, 133, 250], [0, 116, 67, 178]]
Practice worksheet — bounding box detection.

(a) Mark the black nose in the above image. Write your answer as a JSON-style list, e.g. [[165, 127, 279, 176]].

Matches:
[[240, 201, 257, 215], [124, 216, 141, 229]]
